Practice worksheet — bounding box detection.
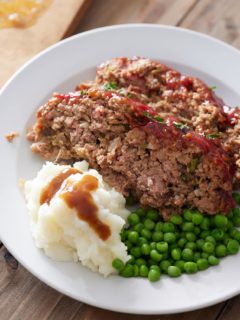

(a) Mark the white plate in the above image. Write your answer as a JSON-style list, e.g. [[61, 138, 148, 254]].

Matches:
[[0, 24, 240, 315]]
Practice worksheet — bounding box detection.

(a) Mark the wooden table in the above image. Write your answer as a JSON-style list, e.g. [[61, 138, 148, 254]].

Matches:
[[1, 0, 240, 319]]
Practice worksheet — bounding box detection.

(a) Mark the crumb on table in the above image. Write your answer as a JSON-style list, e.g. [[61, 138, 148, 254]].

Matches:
[[5, 131, 19, 142]]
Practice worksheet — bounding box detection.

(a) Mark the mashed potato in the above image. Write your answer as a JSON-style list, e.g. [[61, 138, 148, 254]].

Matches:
[[24, 161, 130, 276]]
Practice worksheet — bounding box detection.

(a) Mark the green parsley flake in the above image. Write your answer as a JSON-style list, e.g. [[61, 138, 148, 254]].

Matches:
[[103, 82, 117, 90], [207, 133, 219, 139], [209, 86, 217, 91], [173, 121, 188, 130]]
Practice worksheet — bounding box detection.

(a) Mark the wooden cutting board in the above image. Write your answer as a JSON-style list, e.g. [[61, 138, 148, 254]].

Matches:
[[0, 0, 90, 87]]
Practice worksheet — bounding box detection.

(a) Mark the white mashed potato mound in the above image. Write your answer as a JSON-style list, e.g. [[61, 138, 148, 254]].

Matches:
[[24, 161, 130, 277]]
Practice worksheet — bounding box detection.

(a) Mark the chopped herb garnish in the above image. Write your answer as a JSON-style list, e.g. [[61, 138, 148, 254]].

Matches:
[[103, 82, 117, 90], [173, 121, 188, 130], [118, 88, 126, 95], [80, 90, 87, 95], [188, 158, 199, 173], [143, 111, 151, 118], [143, 112, 164, 123], [207, 133, 219, 139], [154, 115, 164, 123], [209, 86, 217, 91]]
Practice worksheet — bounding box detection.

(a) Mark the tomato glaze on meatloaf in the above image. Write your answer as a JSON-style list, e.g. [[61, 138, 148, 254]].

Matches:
[[94, 57, 240, 184], [27, 87, 235, 219]]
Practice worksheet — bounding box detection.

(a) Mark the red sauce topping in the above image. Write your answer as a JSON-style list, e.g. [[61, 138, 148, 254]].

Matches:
[[61, 175, 111, 241], [40, 168, 80, 205], [40, 168, 111, 241]]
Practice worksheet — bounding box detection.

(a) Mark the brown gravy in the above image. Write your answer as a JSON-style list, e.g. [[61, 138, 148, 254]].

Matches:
[[61, 175, 111, 241], [40, 169, 111, 241], [40, 168, 80, 205]]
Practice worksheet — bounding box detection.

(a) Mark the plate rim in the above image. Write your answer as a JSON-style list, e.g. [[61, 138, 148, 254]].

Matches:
[[1, 23, 240, 315]]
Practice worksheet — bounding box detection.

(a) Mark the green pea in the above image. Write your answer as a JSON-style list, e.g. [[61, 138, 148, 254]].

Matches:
[[135, 258, 147, 266], [146, 209, 159, 221], [155, 222, 164, 231], [182, 248, 193, 261], [193, 226, 201, 235], [120, 264, 134, 277], [148, 269, 161, 282], [200, 217, 210, 230], [138, 237, 148, 246], [150, 250, 163, 262], [133, 265, 139, 276], [233, 230, 240, 242], [178, 238, 187, 248], [150, 265, 160, 272], [141, 228, 152, 240], [150, 242, 157, 250], [130, 247, 142, 258], [128, 231, 139, 244], [126, 256, 135, 265], [192, 212, 203, 225], [185, 242, 197, 251], [232, 207, 240, 216], [156, 241, 168, 253], [205, 236, 216, 245], [208, 255, 220, 266], [193, 252, 201, 262], [182, 222, 194, 232], [232, 214, 240, 227], [171, 248, 181, 260], [134, 207, 146, 218], [215, 244, 227, 257], [196, 239, 204, 250], [170, 215, 183, 225], [139, 265, 149, 277], [125, 240, 133, 250], [152, 231, 163, 242], [201, 252, 209, 259], [112, 258, 125, 271], [185, 232, 196, 242], [232, 192, 240, 205], [128, 213, 140, 226], [184, 262, 197, 274], [197, 258, 209, 271], [183, 209, 193, 221], [227, 239, 240, 254], [214, 214, 228, 228], [120, 230, 127, 241], [211, 228, 225, 241], [200, 230, 210, 239], [202, 242, 215, 254], [132, 223, 144, 233], [164, 232, 176, 243], [175, 260, 185, 272], [141, 243, 151, 255], [162, 222, 175, 233], [167, 265, 182, 277], [160, 260, 171, 273], [226, 221, 234, 230], [144, 218, 155, 230]]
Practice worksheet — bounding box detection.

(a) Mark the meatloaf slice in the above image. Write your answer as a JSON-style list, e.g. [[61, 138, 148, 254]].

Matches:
[[28, 87, 235, 219], [95, 57, 240, 184]]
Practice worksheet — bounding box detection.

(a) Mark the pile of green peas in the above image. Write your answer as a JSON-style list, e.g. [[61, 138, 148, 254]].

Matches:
[[112, 192, 240, 282]]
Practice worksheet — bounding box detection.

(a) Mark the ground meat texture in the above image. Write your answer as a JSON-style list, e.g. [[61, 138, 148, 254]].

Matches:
[[28, 87, 235, 219], [95, 57, 240, 184]]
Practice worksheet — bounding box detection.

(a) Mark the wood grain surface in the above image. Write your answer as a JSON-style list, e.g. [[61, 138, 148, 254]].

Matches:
[[0, 0, 90, 87], [1, 0, 240, 319]]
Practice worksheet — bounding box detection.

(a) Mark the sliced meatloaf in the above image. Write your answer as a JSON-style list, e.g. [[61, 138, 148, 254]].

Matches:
[[28, 86, 235, 219], [94, 57, 240, 184]]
